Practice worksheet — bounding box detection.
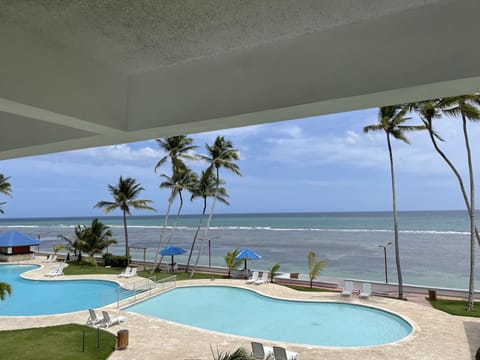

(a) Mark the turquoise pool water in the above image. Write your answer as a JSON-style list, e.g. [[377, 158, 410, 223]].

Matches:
[[0, 264, 134, 316], [126, 286, 412, 347]]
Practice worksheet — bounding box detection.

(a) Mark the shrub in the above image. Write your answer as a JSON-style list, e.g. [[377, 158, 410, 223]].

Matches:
[[211, 346, 254, 360], [102, 253, 129, 267]]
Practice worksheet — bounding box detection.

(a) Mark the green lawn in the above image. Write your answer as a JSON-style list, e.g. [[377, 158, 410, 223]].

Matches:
[[428, 298, 480, 317], [62, 262, 339, 290], [63, 261, 229, 280], [0, 324, 116, 360], [284, 284, 338, 292], [63, 262, 124, 276], [137, 269, 228, 281]]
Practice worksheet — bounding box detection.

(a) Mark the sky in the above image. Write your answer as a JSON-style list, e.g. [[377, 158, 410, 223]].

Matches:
[[2, 107, 480, 218]]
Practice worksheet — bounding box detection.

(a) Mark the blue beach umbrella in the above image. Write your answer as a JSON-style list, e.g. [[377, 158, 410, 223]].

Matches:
[[159, 245, 186, 265], [235, 248, 262, 270]]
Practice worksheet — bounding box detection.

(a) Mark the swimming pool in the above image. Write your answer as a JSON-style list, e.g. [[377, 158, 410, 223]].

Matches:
[[0, 264, 135, 316], [126, 285, 413, 347]]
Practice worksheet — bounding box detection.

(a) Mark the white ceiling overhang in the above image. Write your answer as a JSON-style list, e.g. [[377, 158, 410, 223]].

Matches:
[[1, 0, 479, 159]]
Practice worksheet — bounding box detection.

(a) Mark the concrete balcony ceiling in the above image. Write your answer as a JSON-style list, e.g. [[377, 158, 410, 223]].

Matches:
[[1, 0, 479, 160]]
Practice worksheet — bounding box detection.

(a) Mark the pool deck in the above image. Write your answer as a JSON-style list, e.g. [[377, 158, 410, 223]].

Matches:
[[1, 259, 480, 359]]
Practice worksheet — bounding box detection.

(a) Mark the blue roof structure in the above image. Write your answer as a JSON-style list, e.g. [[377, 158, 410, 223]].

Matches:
[[0, 230, 40, 247]]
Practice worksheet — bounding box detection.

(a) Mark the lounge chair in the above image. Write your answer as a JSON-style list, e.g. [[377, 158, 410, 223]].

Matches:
[[42, 254, 53, 262], [254, 272, 268, 285], [86, 309, 104, 326], [341, 280, 353, 297], [45, 263, 64, 277], [118, 266, 131, 278], [44, 255, 57, 263], [100, 311, 126, 328], [273, 346, 299, 360], [246, 271, 259, 284], [124, 267, 137, 278], [251, 341, 273, 360], [359, 282, 371, 299]]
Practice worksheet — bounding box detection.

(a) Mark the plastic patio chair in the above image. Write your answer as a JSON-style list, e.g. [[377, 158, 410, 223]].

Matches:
[[273, 346, 298, 360], [251, 342, 273, 360]]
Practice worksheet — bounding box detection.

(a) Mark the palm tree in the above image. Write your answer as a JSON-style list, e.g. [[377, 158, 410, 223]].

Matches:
[[165, 168, 198, 243], [81, 218, 117, 260], [410, 99, 480, 245], [191, 136, 241, 277], [157, 169, 198, 265], [224, 248, 242, 278], [0, 174, 12, 214], [185, 170, 229, 272], [152, 136, 197, 272], [95, 176, 155, 259], [438, 95, 480, 311], [364, 105, 424, 299], [269, 263, 281, 284], [58, 224, 85, 261], [154, 136, 197, 172], [0, 282, 12, 301], [308, 252, 328, 288]]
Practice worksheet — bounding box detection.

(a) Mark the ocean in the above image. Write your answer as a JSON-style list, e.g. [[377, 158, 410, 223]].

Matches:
[[0, 210, 476, 290]]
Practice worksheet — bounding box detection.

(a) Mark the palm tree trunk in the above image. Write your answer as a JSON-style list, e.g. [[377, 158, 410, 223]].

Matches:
[[462, 115, 475, 311], [191, 168, 219, 278], [387, 133, 403, 299], [159, 190, 183, 264], [151, 191, 174, 273], [122, 209, 129, 261], [185, 199, 207, 272], [426, 120, 480, 245]]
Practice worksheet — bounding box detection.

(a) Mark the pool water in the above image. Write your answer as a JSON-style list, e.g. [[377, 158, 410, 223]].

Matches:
[[0, 264, 134, 316], [126, 285, 412, 347]]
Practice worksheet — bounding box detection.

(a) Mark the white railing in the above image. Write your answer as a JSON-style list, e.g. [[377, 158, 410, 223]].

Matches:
[[155, 275, 176, 291], [97, 275, 178, 309]]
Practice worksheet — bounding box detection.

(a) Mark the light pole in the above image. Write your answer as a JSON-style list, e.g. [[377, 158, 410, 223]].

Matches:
[[378, 242, 392, 283]]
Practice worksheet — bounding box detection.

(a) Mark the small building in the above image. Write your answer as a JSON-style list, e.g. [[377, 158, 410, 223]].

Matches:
[[0, 230, 40, 262]]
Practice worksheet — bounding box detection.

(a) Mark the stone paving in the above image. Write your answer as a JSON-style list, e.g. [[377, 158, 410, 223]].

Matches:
[[1, 258, 480, 359]]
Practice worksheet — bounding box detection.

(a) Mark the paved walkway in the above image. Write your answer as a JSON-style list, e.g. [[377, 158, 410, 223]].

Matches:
[[1, 259, 480, 359]]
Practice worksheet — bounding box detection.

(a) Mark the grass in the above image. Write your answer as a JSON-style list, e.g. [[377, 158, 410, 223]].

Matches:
[[138, 269, 229, 281], [428, 298, 480, 317], [283, 284, 338, 292], [0, 324, 116, 360], [62, 262, 342, 288], [63, 262, 124, 276], [63, 261, 229, 280]]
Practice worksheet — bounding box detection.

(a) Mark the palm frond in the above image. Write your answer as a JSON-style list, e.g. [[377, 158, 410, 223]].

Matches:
[[0, 282, 12, 301]]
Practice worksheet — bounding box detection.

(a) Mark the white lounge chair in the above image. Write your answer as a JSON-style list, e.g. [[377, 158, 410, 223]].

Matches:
[[100, 311, 126, 328], [86, 309, 104, 326], [359, 282, 371, 299], [246, 271, 259, 284], [251, 341, 273, 360], [42, 254, 53, 262], [118, 266, 131, 278], [45, 263, 64, 277], [254, 272, 268, 285], [44, 255, 57, 263], [273, 346, 299, 360], [341, 280, 354, 297], [124, 267, 137, 278]]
